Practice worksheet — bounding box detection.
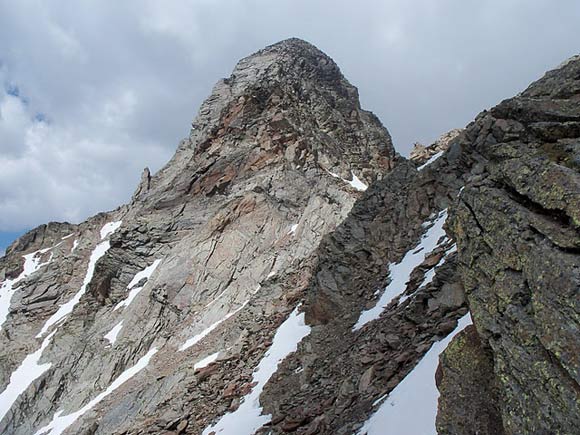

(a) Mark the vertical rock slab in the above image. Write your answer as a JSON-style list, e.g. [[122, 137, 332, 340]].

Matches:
[[446, 56, 580, 434], [436, 325, 504, 435]]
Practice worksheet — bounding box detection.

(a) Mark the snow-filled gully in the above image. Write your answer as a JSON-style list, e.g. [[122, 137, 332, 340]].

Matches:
[[202, 307, 311, 435], [357, 314, 473, 435], [37, 239, 113, 337], [34, 347, 158, 435], [0, 222, 123, 426], [0, 330, 57, 422], [354, 209, 449, 330]]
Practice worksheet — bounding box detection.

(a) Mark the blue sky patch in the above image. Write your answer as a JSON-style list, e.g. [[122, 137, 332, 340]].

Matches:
[[0, 230, 27, 255]]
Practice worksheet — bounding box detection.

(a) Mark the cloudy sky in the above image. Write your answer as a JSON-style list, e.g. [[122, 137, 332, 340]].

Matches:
[[0, 0, 579, 253]]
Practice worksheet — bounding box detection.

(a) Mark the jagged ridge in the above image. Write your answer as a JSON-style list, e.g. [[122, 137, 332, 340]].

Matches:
[[0, 40, 578, 435]]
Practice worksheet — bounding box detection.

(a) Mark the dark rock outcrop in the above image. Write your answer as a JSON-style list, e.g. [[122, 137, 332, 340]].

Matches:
[[436, 325, 504, 435], [440, 56, 580, 434]]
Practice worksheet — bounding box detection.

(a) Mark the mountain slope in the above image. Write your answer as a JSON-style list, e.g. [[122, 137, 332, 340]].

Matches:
[[0, 39, 578, 435], [0, 38, 395, 435]]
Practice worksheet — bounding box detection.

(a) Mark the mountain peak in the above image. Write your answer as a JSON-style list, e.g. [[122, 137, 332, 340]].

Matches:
[[223, 37, 350, 101], [1, 38, 579, 435], [255, 37, 323, 56], [142, 39, 396, 209], [242, 37, 341, 75], [238, 37, 334, 69]]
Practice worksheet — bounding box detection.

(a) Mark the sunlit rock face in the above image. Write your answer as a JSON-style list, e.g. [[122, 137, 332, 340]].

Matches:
[[0, 38, 396, 435]]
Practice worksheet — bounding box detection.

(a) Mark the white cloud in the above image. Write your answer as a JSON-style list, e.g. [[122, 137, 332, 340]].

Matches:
[[0, 0, 578, 232], [0, 81, 170, 230]]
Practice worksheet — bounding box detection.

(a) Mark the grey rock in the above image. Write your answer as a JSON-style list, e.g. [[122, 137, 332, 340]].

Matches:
[[442, 53, 580, 434]]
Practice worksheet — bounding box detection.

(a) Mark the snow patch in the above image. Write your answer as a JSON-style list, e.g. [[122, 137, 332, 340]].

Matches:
[[0, 330, 56, 422], [104, 320, 124, 345], [114, 259, 162, 311], [37, 240, 111, 337], [357, 314, 472, 435], [61, 234, 74, 240], [202, 307, 311, 435], [287, 223, 299, 235], [327, 169, 368, 191], [34, 347, 157, 435], [0, 248, 55, 329], [417, 151, 444, 171], [398, 242, 456, 306], [71, 239, 79, 253], [180, 301, 248, 351], [194, 352, 220, 370], [348, 171, 368, 191], [353, 210, 448, 330], [100, 221, 122, 240]]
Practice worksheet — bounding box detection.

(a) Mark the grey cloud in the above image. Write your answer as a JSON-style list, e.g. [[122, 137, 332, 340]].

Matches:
[[0, 0, 579, 232]]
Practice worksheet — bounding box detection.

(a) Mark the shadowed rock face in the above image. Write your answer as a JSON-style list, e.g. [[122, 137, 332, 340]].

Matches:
[[443, 57, 580, 434], [0, 38, 578, 435], [436, 325, 504, 435]]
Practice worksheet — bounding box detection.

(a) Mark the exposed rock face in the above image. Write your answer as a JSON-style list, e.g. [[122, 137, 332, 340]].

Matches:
[[0, 38, 396, 435], [441, 56, 580, 434], [436, 325, 504, 435], [0, 38, 578, 435]]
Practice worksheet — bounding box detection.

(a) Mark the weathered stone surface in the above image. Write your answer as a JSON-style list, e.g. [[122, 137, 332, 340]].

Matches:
[[444, 55, 580, 434], [256, 121, 474, 433], [0, 38, 396, 435], [436, 325, 504, 435], [410, 128, 463, 167]]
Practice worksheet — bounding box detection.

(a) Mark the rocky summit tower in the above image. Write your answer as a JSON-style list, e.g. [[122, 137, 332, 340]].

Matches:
[[0, 39, 578, 435]]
